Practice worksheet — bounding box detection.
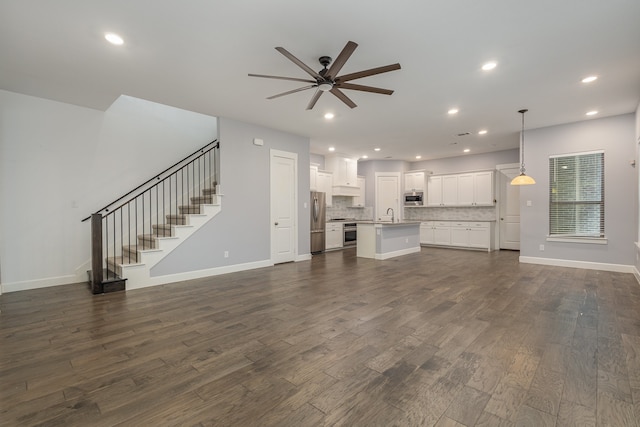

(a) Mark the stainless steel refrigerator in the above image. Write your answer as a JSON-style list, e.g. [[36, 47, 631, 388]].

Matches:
[[310, 191, 326, 253]]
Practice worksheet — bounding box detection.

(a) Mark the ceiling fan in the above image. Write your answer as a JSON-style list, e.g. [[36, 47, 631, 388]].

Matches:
[[249, 41, 401, 110]]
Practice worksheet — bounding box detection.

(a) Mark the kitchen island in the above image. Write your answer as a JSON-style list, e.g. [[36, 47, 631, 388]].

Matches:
[[356, 221, 421, 260]]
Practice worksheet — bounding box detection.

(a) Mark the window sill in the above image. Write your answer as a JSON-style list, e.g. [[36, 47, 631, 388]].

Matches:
[[546, 236, 608, 245]]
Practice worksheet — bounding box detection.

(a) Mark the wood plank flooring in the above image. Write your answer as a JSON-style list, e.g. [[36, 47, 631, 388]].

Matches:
[[1, 247, 639, 426]]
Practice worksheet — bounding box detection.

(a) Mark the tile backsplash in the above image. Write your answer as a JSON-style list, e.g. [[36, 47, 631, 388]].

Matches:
[[403, 206, 496, 221], [327, 196, 373, 220], [327, 196, 496, 222]]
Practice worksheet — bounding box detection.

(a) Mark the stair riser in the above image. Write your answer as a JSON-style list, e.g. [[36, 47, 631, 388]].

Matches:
[[166, 216, 187, 225], [179, 206, 201, 214]]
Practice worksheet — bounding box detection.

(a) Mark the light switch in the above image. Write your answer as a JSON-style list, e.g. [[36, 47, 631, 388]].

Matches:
[[253, 138, 264, 146], [526, 200, 532, 207]]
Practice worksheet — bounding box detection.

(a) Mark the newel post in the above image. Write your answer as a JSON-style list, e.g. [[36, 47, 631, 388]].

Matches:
[[90, 213, 103, 294]]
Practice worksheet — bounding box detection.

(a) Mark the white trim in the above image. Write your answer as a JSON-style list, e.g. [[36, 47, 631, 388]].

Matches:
[[374, 246, 421, 260], [131, 260, 273, 290], [546, 236, 608, 244], [549, 149, 604, 159], [519, 256, 634, 273], [634, 266, 640, 285], [2, 274, 80, 293], [296, 253, 312, 262]]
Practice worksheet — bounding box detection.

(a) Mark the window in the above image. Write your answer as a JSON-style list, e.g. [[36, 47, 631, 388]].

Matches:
[[549, 151, 604, 238]]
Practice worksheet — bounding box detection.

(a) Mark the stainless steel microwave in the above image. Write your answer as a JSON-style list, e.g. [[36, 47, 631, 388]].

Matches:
[[404, 191, 424, 206]]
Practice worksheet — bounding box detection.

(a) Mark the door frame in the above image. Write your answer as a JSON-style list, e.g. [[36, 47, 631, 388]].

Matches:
[[374, 172, 402, 221], [270, 149, 298, 263], [496, 163, 521, 250]]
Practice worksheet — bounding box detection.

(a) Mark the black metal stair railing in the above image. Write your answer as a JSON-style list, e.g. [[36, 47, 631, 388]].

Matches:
[[84, 140, 219, 293]]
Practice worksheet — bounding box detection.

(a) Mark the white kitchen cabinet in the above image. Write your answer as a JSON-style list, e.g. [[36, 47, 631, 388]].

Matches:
[[326, 222, 343, 250], [433, 222, 452, 245], [457, 171, 494, 206], [404, 171, 425, 192], [473, 171, 494, 205], [426, 171, 494, 207], [310, 164, 318, 191], [442, 175, 459, 205], [326, 155, 358, 187], [420, 221, 493, 251], [352, 176, 366, 207], [316, 170, 333, 207], [419, 222, 433, 244], [427, 176, 443, 206], [420, 221, 451, 245]]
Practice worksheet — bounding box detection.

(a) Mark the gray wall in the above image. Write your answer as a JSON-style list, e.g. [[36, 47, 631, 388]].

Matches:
[[0, 91, 218, 291], [412, 149, 519, 175], [152, 117, 311, 275], [520, 113, 637, 266]]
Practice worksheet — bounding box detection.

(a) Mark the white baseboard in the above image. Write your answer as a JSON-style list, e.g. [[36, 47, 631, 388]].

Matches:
[[519, 256, 635, 274], [375, 246, 421, 260], [296, 253, 312, 262], [129, 259, 274, 290], [2, 274, 81, 293], [634, 266, 640, 285]]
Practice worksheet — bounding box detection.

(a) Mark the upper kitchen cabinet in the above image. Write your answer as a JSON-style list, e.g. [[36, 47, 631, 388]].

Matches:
[[428, 175, 458, 206], [310, 164, 319, 191], [352, 176, 366, 207], [457, 171, 494, 206], [404, 171, 426, 192], [316, 170, 333, 207], [326, 155, 359, 196], [427, 171, 494, 207]]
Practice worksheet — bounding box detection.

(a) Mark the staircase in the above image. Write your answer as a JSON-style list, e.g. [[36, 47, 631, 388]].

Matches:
[[86, 140, 220, 293], [103, 187, 222, 290]]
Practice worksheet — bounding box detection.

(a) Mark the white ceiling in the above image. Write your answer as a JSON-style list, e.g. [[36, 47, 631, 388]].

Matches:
[[1, 1, 639, 161]]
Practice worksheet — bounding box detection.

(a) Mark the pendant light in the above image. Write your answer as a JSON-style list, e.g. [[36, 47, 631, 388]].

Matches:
[[511, 108, 536, 185]]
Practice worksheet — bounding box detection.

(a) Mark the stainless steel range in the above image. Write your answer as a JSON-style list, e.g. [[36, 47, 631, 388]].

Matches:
[[343, 222, 357, 246]]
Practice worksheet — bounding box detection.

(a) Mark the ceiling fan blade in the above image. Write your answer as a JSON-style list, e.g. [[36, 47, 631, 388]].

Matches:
[[248, 73, 316, 84], [337, 82, 394, 95], [267, 85, 316, 100], [330, 88, 357, 109], [336, 63, 401, 83], [306, 90, 323, 110], [326, 41, 358, 79], [275, 46, 323, 80]]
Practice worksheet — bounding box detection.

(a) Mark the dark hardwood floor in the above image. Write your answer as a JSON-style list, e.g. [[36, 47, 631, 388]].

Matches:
[[1, 247, 639, 426]]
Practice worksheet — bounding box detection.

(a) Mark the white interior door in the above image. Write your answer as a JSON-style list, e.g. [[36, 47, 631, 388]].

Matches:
[[270, 150, 297, 263], [498, 166, 521, 250], [375, 173, 401, 221]]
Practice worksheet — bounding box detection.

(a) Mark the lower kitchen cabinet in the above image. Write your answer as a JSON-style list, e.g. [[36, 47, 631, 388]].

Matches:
[[326, 223, 343, 250], [420, 221, 493, 251]]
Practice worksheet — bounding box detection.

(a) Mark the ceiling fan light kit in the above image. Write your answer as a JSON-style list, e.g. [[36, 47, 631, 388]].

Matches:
[[249, 41, 400, 110]]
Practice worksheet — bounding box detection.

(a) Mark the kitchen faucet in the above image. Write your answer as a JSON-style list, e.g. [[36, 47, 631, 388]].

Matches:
[[386, 207, 394, 223]]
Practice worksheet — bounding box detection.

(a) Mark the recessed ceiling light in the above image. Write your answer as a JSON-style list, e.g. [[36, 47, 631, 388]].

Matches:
[[586, 110, 598, 116], [374, 148, 381, 152], [362, 155, 368, 159], [328, 146, 335, 151], [478, 130, 488, 135], [105, 33, 124, 45], [416, 155, 422, 159], [463, 148, 471, 153], [581, 75, 598, 83], [324, 113, 334, 119], [448, 108, 459, 115], [481, 61, 497, 71]]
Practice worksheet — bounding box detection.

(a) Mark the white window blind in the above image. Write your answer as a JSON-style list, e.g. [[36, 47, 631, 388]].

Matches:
[[549, 151, 604, 237]]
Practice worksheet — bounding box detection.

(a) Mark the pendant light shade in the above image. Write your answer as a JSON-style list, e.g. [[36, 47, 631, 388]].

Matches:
[[511, 109, 536, 185]]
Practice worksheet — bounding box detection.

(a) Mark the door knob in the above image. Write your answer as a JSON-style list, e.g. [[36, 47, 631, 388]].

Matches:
[[274, 222, 279, 226]]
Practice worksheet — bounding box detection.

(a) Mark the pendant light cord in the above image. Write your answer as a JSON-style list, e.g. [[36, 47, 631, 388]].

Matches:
[[519, 109, 528, 174]]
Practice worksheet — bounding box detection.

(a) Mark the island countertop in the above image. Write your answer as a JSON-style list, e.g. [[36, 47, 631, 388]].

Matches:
[[356, 220, 422, 226]]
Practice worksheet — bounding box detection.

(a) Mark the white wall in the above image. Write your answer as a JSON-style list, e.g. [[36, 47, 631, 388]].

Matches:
[[412, 149, 519, 175], [0, 91, 218, 292], [635, 102, 640, 280], [520, 113, 637, 268], [150, 117, 311, 276]]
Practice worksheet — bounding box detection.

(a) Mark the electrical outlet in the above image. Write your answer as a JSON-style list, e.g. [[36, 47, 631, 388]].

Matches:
[[224, 251, 229, 258], [539, 244, 544, 251]]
